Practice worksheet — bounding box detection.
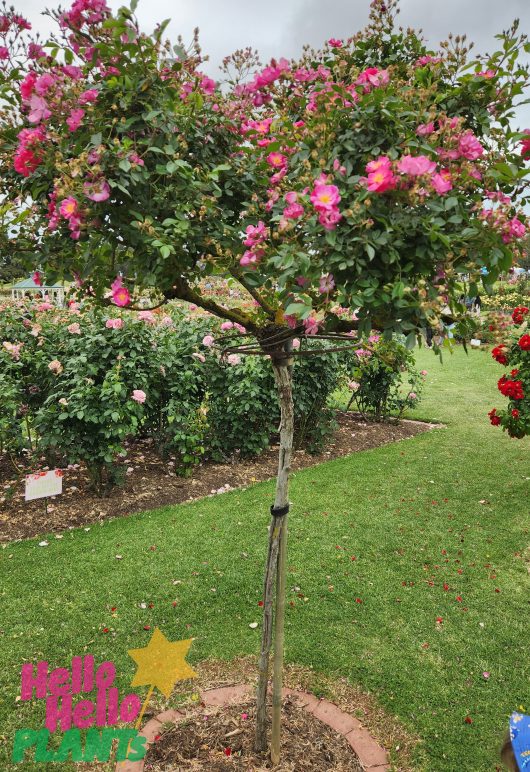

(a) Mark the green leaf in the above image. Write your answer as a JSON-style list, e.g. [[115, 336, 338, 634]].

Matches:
[[284, 302, 310, 317], [444, 196, 458, 210], [405, 332, 417, 349], [392, 281, 405, 299]]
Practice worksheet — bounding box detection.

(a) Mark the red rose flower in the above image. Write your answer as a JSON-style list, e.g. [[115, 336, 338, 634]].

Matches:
[[498, 376, 524, 400], [512, 306, 529, 325], [488, 408, 501, 426], [491, 345, 508, 365], [518, 334, 530, 351], [512, 409, 520, 419]]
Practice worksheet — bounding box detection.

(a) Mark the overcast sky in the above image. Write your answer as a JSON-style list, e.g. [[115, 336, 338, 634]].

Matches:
[[19, 0, 530, 125]]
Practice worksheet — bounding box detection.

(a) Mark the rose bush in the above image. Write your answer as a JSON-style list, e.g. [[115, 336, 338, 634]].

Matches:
[[0, 300, 349, 489], [344, 337, 424, 420], [488, 306, 530, 438]]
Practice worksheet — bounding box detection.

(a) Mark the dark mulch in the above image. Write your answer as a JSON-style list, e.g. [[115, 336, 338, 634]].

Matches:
[[145, 698, 364, 772], [0, 412, 437, 542]]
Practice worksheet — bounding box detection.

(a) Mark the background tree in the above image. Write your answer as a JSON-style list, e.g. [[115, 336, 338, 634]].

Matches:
[[1, 0, 529, 761]]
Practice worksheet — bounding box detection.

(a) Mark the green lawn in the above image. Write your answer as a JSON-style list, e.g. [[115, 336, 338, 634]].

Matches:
[[1, 348, 528, 770]]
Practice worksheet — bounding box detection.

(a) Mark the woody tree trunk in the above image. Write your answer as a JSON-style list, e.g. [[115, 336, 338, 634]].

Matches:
[[254, 341, 294, 762]]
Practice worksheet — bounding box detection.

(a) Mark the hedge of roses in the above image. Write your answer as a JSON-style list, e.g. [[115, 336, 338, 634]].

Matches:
[[0, 300, 358, 493], [488, 306, 530, 438]]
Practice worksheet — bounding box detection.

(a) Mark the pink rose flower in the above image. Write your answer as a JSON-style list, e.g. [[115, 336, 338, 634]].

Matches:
[[319, 209, 342, 229], [416, 122, 435, 136], [319, 274, 335, 294], [310, 183, 341, 212], [202, 335, 214, 347], [28, 43, 46, 59], [431, 171, 453, 195], [59, 197, 79, 219], [397, 155, 437, 176], [34, 74, 55, 95], [356, 67, 389, 91], [243, 221, 267, 247], [66, 108, 85, 132], [132, 389, 146, 404], [266, 152, 288, 169], [84, 178, 110, 202], [138, 310, 156, 324], [112, 287, 131, 307], [78, 89, 98, 104], [67, 323, 81, 334], [105, 318, 123, 329], [28, 95, 51, 123], [303, 316, 320, 336], [283, 202, 304, 219], [458, 132, 484, 161]]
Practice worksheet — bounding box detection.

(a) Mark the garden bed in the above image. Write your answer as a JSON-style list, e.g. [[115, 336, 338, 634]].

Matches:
[[144, 698, 364, 772], [0, 412, 437, 542]]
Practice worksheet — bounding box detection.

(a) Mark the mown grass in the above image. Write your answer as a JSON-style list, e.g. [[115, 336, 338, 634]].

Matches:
[[1, 347, 528, 770]]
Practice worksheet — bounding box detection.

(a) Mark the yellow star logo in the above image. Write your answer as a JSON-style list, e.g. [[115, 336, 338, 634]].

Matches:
[[128, 627, 197, 699]]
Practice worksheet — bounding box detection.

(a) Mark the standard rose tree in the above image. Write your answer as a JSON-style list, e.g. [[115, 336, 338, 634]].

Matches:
[[1, 0, 529, 762]]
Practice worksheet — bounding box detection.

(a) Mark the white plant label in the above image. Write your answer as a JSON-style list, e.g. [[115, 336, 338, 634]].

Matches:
[[25, 470, 63, 502]]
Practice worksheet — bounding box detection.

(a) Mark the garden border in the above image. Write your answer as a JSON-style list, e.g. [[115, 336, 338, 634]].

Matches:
[[116, 683, 390, 771]]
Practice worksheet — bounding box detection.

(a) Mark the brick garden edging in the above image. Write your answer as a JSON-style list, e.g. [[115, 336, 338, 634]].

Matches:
[[116, 683, 390, 771]]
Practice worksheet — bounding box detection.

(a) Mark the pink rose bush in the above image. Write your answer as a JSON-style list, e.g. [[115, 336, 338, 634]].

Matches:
[[1, 0, 528, 343]]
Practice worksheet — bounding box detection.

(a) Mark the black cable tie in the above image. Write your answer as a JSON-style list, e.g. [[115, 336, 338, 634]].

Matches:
[[270, 504, 290, 518]]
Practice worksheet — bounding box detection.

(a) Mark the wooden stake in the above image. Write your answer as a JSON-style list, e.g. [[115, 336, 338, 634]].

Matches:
[[254, 346, 294, 760], [270, 512, 288, 765]]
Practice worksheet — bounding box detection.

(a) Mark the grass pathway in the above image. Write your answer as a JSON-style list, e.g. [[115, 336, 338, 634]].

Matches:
[[1, 348, 528, 770]]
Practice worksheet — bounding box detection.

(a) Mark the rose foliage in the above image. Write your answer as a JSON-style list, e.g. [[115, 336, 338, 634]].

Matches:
[[0, 300, 350, 493], [1, 0, 530, 341]]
